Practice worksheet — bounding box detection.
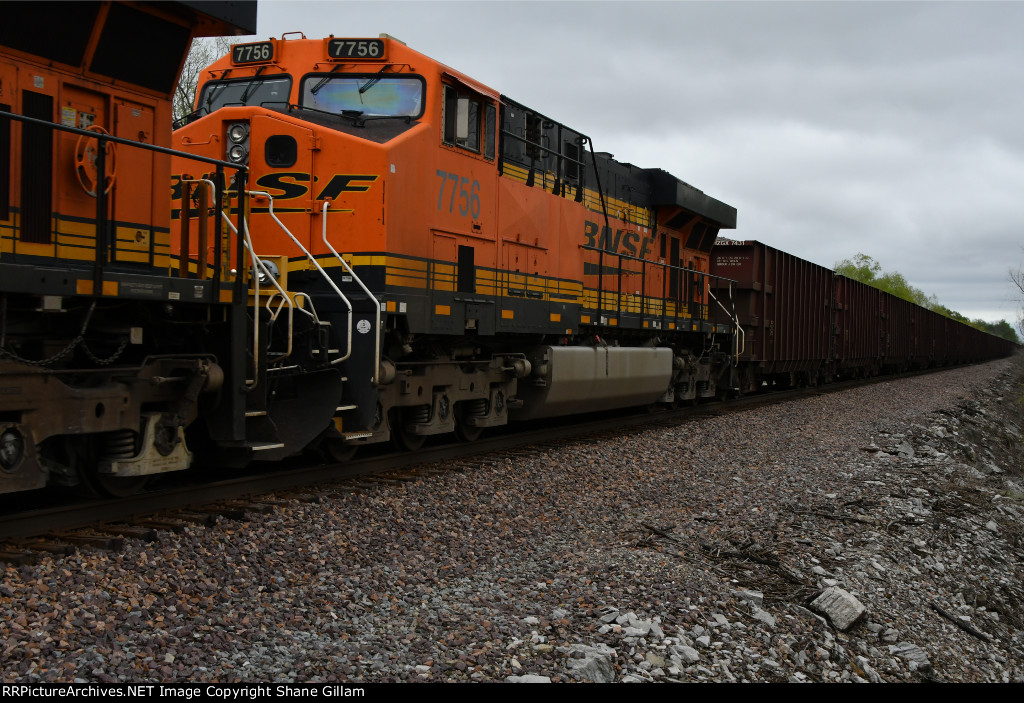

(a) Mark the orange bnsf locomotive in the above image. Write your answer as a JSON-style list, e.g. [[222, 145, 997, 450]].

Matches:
[[172, 34, 741, 458], [0, 1, 263, 497]]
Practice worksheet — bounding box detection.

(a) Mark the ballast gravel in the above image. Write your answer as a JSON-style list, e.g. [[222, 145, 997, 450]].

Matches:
[[2, 357, 1023, 683]]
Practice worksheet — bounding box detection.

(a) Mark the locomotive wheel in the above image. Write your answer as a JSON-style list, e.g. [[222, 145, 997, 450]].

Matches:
[[86, 471, 150, 498], [324, 437, 358, 462], [454, 399, 489, 442], [390, 410, 426, 452], [453, 417, 482, 442], [69, 436, 150, 498]]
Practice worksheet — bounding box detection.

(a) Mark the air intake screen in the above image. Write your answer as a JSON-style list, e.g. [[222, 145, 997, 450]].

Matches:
[[19, 91, 53, 244], [0, 2, 100, 67]]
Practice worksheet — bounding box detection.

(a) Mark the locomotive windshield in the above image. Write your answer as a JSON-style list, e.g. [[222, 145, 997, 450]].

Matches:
[[300, 75, 424, 118], [197, 76, 293, 113]]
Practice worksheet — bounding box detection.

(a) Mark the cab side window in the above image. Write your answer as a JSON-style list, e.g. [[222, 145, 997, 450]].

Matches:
[[442, 84, 494, 159]]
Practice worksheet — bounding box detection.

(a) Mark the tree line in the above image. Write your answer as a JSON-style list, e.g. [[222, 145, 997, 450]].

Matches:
[[835, 254, 1019, 343]]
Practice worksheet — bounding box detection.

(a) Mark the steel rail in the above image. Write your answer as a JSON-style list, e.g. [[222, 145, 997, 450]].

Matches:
[[0, 363, 971, 544]]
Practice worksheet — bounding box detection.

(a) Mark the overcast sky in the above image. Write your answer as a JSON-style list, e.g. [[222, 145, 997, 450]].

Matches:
[[247, 0, 1024, 324]]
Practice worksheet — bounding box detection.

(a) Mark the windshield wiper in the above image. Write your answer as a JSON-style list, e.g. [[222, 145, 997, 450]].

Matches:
[[358, 77, 382, 95], [238, 68, 266, 105], [360, 114, 415, 124], [204, 69, 233, 111], [290, 102, 370, 127], [358, 65, 392, 98], [310, 65, 343, 96]]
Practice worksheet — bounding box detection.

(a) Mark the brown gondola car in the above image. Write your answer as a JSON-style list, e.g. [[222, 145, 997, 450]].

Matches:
[[710, 240, 1016, 393]]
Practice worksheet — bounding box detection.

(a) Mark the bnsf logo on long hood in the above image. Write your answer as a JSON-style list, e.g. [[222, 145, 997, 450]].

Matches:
[[583, 219, 654, 259], [254, 173, 379, 200]]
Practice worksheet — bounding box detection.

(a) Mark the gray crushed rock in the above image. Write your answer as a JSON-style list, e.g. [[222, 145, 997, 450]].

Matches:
[[505, 674, 551, 683], [810, 586, 867, 631], [1, 357, 1023, 682], [566, 643, 616, 683]]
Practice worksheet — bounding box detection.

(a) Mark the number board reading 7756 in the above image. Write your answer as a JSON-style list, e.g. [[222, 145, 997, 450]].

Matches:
[[327, 39, 385, 60], [231, 41, 275, 65]]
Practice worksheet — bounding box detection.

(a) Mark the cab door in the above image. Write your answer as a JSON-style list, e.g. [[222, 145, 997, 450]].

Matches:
[[435, 84, 498, 256], [431, 83, 499, 332]]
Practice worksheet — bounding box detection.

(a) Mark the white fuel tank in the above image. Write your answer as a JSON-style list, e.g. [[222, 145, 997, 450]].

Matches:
[[511, 346, 673, 421]]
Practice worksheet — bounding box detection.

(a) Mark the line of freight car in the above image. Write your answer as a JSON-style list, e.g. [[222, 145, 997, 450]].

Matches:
[[709, 239, 1016, 394]]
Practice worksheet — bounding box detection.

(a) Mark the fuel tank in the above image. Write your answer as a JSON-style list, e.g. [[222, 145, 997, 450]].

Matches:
[[511, 346, 673, 421]]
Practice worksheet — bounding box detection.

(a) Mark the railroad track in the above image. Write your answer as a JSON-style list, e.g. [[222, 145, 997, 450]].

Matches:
[[0, 368, 935, 558]]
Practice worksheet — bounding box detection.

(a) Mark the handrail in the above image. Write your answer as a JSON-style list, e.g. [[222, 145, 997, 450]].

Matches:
[[580, 244, 737, 325], [580, 244, 738, 285], [0, 109, 247, 168], [178, 178, 218, 280], [708, 288, 744, 364], [0, 108, 246, 297], [584, 140, 613, 323], [262, 292, 295, 358], [219, 209, 296, 387], [248, 192, 355, 368], [290, 292, 320, 322], [321, 201, 382, 384]]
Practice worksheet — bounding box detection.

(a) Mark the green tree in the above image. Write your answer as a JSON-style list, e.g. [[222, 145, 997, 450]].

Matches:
[[173, 36, 235, 125], [834, 253, 880, 286], [835, 254, 930, 305], [975, 319, 1019, 342]]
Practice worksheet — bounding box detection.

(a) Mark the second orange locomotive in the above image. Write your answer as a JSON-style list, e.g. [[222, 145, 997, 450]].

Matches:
[[173, 34, 738, 457]]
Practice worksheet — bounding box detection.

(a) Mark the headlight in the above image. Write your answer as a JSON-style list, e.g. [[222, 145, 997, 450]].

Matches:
[[227, 122, 249, 143], [225, 121, 250, 164], [228, 144, 249, 163]]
